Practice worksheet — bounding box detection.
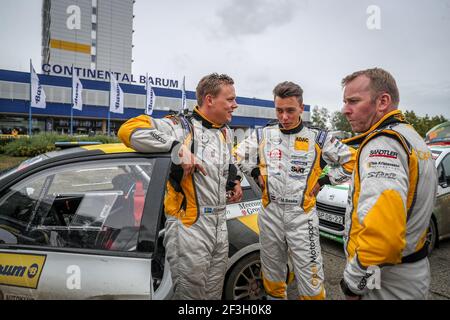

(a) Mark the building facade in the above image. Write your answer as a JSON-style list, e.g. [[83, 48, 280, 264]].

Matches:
[[0, 68, 311, 135], [42, 0, 134, 75]]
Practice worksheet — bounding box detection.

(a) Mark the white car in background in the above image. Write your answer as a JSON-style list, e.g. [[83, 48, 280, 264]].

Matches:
[[317, 145, 450, 253]]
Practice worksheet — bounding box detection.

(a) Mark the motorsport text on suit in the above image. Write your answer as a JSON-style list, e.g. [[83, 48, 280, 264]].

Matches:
[[234, 121, 356, 299]]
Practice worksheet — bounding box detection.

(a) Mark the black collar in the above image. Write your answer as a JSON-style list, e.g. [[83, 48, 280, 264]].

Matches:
[[279, 120, 304, 135], [192, 107, 224, 129]]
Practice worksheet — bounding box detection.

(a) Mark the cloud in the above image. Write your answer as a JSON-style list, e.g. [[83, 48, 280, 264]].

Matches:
[[215, 0, 303, 37]]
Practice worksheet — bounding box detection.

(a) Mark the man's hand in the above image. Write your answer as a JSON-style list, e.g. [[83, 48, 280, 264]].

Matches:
[[227, 180, 243, 203], [257, 175, 264, 189], [309, 182, 321, 197], [178, 144, 207, 178]]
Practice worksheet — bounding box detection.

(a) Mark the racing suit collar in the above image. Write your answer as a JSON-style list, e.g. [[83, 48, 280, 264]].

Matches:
[[343, 110, 407, 145], [192, 106, 224, 129], [279, 119, 304, 134]]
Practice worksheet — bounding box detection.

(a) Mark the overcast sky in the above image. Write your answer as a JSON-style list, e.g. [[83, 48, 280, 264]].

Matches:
[[1, 0, 449, 118]]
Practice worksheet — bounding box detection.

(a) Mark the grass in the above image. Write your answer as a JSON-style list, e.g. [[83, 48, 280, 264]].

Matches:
[[0, 155, 28, 172]]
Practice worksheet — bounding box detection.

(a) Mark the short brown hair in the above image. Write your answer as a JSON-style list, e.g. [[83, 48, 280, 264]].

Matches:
[[273, 81, 303, 105], [196, 73, 234, 106], [341, 68, 400, 107]]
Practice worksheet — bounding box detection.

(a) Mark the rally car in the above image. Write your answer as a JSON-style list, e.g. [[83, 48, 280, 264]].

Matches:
[[0, 143, 266, 300], [316, 144, 450, 254]]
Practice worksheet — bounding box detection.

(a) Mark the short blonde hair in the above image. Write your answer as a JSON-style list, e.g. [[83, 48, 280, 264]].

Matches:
[[342, 68, 400, 107], [196, 73, 234, 106]]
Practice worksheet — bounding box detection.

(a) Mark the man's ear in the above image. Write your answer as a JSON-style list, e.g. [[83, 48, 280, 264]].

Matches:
[[377, 93, 392, 112], [300, 103, 305, 113], [205, 94, 213, 107]]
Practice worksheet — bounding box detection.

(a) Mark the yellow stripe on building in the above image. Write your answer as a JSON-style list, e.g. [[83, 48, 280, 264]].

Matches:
[[50, 39, 91, 54]]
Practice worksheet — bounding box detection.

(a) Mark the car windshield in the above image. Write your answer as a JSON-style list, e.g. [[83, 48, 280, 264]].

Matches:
[[426, 122, 450, 145], [0, 154, 49, 181]]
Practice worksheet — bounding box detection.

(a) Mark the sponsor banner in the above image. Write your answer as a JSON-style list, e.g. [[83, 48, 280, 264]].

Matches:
[[30, 61, 46, 109], [226, 200, 262, 220], [72, 73, 83, 111], [109, 77, 124, 114], [145, 75, 155, 116], [181, 76, 188, 114], [0, 253, 46, 289]]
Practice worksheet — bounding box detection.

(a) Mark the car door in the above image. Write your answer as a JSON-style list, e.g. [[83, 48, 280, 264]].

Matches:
[[0, 156, 170, 300], [436, 152, 450, 239]]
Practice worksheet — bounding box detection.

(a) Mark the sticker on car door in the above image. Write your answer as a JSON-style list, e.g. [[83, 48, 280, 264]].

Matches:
[[0, 253, 46, 289]]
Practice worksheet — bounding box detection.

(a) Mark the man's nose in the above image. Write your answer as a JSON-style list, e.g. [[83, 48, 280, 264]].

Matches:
[[342, 103, 351, 115]]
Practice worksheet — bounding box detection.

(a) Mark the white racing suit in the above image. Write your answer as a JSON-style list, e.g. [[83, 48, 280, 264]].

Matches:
[[234, 121, 356, 299], [118, 107, 240, 300], [341, 110, 438, 300]]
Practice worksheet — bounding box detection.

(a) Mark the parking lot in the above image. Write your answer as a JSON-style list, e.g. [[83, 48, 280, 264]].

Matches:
[[320, 237, 450, 300]]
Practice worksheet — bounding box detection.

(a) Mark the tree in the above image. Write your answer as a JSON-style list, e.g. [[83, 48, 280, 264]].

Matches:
[[404, 110, 448, 137], [311, 106, 330, 129], [331, 111, 352, 133]]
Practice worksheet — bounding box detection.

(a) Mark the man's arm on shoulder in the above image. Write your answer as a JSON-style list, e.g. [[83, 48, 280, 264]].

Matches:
[[118, 114, 181, 153]]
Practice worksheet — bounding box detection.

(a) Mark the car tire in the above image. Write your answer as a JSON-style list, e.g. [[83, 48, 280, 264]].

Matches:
[[223, 252, 266, 300], [426, 217, 438, 255]]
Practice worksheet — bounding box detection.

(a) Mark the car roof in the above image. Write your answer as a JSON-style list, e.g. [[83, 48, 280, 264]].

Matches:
[[0, 143, 170, 186]]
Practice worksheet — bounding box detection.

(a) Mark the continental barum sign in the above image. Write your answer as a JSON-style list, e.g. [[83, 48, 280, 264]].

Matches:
[[42, 64, 180, 89]]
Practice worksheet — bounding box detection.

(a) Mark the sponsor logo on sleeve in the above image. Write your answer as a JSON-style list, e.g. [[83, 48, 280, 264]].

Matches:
[[367, 171, 397, 180], [366, 161, 400, 169], [149, 131, 167, 144], [369, 149, 398, 159]]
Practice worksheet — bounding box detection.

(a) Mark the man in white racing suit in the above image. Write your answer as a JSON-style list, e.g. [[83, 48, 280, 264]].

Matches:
[[340, 68, 438, 300], [234, 81, 356, 299], [118, 73, 243, 299]]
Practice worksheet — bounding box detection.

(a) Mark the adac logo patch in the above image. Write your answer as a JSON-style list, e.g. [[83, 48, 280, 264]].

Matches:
[[0, 253, 46, 289], [295, 137, 309, 151]]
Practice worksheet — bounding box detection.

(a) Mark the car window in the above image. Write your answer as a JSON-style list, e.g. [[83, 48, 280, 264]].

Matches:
[[442, 154, 450, 181], [0, 159, 155, 253]]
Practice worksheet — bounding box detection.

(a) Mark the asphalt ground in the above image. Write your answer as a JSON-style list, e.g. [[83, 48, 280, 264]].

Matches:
[[320, 237, 450, 300]]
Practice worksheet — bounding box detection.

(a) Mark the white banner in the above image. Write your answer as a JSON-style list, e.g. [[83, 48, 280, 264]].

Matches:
[[145, 75, 155, 116], [30, 61, 46, 109], [181, 75, 188, 114], [109, 76, 124, 114], [72, 73, 83, 111]]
